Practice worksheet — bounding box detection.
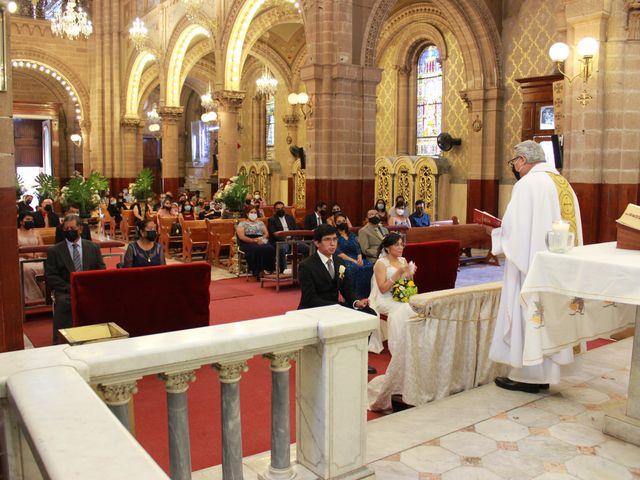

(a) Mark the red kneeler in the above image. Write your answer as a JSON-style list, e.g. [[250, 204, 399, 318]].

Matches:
[[71, 263, 211, 337], [403, 240, 460, 294]]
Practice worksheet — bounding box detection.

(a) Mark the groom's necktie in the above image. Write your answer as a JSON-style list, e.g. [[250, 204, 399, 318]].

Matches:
[[326, 258, 335, 279]]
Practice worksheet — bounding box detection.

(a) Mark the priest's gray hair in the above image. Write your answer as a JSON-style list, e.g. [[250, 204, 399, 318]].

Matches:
[[513, 140, 546, 164]]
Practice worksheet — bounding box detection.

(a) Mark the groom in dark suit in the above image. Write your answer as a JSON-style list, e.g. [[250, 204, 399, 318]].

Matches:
[[45, 214, 106, 343]]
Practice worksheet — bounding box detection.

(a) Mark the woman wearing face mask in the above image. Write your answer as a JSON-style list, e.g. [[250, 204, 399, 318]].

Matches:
[[334, 214, 373, 298], [388, 201, 412, 228], [236, 207, 276, 280], [122, 219, 166, 268], [374, 199, 389, 225], [17, 212, 45, 303], [179, 201, 195, 221], [326, 203, 354, 228]]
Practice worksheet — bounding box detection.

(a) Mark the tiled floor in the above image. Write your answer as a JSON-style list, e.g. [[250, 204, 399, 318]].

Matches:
[[195, 337, 638, 480]]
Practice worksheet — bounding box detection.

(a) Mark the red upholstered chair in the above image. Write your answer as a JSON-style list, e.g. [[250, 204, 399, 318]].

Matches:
[[403, 240, 460, 294], [71, 263, 211, 337]]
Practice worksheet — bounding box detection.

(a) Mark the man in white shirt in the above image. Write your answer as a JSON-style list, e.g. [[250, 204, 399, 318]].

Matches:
[[490, 140, 582, 393]]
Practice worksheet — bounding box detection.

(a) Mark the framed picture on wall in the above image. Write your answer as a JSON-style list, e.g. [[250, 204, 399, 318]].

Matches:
[[539, 105, 555, 130]]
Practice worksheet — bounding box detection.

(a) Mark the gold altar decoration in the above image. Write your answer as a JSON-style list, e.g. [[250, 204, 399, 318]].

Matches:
[[237, 161, 272, 201], [292, 159, 306, 208]]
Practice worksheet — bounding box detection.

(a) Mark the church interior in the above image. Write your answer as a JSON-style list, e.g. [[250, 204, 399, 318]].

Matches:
[[0, 0, 639, 478]]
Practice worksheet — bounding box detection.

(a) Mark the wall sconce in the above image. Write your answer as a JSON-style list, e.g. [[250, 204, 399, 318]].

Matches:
[[288, 92, 313, 119], [201, 110, 217, 123], [70, 133, 82, 147], [549, 37, 599, 106]]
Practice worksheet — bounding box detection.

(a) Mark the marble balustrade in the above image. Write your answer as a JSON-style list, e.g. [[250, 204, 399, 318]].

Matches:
[[0, 305, 377, 480]]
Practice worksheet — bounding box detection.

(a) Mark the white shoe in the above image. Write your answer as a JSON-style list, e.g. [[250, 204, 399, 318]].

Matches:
[[283, 268, 292, 275]]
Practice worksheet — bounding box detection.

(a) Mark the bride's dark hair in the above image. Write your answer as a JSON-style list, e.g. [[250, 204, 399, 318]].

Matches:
[[377, 232, 403, 258]]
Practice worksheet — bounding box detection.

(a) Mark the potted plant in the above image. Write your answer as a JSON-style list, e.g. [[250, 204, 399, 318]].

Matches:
[[59, 171, 106, 217], [131, 168, 155, 201], [34, 173, 60, 203], [214, 175, 249, 215]]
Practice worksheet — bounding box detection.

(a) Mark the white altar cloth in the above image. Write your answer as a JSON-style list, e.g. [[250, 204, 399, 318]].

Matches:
[[521, 242, 638, 365]]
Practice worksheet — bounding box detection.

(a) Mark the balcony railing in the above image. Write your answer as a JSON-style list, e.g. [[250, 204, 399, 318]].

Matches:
[[0, 305, 377, 480]]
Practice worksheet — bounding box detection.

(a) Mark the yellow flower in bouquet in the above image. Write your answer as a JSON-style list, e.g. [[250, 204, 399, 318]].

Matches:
[[391, 278, 418, 303]]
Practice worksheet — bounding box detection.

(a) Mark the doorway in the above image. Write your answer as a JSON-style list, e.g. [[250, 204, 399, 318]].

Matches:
[[14, 118, 54, 207]]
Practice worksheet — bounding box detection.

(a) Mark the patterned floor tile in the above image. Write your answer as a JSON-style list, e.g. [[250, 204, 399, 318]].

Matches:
[[508, 405, 560, 428], [566, 454, 633, 479], [439, 431, 497, 457], [476, 418, 530, 442], [531, 474, 580, 480], [548, 422, 607, 447], [560, 387, 610, 405], [370, 460, 420, 480], [574, 411, 605, 430], [518, 434, 578, 464], [534, 396, 586, 417], [483, 449, 545, 479], [595, 439, 640, 469], [400, 446, 460, 475], [441, 466, 502, 480]]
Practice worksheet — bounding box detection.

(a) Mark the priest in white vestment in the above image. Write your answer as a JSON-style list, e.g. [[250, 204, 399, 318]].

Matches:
[[490, 140, 583, 393]]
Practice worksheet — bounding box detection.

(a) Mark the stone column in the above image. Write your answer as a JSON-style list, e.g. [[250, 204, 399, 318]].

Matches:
[[260, 352, 296, 480], [97, 380, 138, 431], [158, 106, 184, 195], [215, 91, 245, 181], [121, 116, 141, 184], [158, 370, 196, 480], [396, 65, 411, 155], [408, 67, 418, 155], [213, 360, 248, 480], [259, 95, 267, 161], [80, 120, 92, 177]]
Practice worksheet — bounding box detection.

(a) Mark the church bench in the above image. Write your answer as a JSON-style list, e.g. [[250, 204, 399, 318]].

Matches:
[[158, 215, 181, 254], [206, 219, 236, 267], [405, 224, 498, 266], [70, 263, 211, 337], [120, 209, 138, 241], [35, 227, 58, 245], [182, 220, 208, 262]]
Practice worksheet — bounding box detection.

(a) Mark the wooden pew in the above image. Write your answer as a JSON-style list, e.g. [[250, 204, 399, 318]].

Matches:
[[206, 219, 236, 266], [158, 215, 181, 254], [182, 220, 208, 262], [120, 210, 138, 241], [405, 224, 498, 265], [35, 227, 58, 245]]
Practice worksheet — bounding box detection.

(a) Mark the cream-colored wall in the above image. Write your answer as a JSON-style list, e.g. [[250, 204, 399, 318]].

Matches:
[[448, 182, 468, 222], [375, 48, 396, 158]]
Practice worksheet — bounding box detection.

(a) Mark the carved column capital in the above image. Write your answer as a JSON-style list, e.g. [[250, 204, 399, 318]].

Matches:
[[120, 116, 141, 130], [213, 361, 248, 383], [158, 370, 197, 394], [98, 380, 139, 406], [214, 90, 246, 112], [158, 106, 184, 123], [282, 114, 300, 127], [264, 352, 297, 372], [395, 64, 411, 76]]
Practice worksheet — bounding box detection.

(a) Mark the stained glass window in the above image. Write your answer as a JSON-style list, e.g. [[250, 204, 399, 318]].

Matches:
[[266, 94, 275, 148], [416, 45, 442, 156]]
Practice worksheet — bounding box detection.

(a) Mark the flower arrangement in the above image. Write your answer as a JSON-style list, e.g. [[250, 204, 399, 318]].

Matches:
[[391, 278, 418, 303], [131, 168, 155, 201], [59, 171, 107, 216], [34, 173, 60, 202], [214, 175, 249, 212]]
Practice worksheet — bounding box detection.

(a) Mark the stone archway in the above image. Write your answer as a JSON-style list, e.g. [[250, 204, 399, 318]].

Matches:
[[124, 52, 157, 117]]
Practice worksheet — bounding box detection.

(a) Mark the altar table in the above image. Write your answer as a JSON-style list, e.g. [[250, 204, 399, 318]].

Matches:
[[520, 242, 640, 445]]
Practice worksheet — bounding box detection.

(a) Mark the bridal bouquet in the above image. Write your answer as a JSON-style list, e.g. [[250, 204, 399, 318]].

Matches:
[[391, 278, 418, 303]]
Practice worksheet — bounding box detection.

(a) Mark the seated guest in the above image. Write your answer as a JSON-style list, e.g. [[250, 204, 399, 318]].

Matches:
[[55, 204, 92, 243], [17, 194, 35, 214], [388, 201, 411, 228], [116, 193, 128, 211], [409, 199, 431, 227], [131, 198, 148, 223], [122, 219, 165, 267], [46, 214, 106, 343], [303, 201, 327, 230], [157, 197, 177, 224], [179, 202, 195, 221], [326, 203, 354, 228], [253, 190, 267, 209], [358, 210, 389, 263], [374, 198, 389, 225], [388, 195, 407, 218], [17, 212, 45, 303], [335, 213, 373, 298], [236, 207, 276, 279], [33, 198, 60, 228], [198, 203, 217, 220], [107, 197, 122, 224], [267, 201, 308, 273]]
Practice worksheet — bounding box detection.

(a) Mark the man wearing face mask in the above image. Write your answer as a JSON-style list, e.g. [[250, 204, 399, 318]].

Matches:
[[46, 214, 106, 343], [33, 198, 60, 228], [489, 140, 583, 394], [54, 204, 92, 243], [358, 209, 390, 263], [303, 201, 327, 230], [267, 201, 308, 273], [409, 200, 431, 227]]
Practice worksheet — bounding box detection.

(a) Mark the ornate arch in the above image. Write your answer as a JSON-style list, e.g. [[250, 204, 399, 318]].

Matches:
[[125, 51, 157, 117], [414, 156, 439, 217], [248, 41, 293, 92], [363, 0, 502, 89], [290, 45, 308, 83], [374, 157, 393, 207], [10, 49, 90, 121], [165, 22, 211, 106], [179, 39, 215, 93], [392, 156, 415, 206], [393, 24, 448, 68]]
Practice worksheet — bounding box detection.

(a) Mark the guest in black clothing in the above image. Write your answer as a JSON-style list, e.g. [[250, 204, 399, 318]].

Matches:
[[122, 219, 165, 267], [267, 201, 308, 272], [17, 195, 35, 214], [302, 201, 327, 230], [107, 197, 122, 224], [55, 204, 92, 243], [32, 198, 60, 228]]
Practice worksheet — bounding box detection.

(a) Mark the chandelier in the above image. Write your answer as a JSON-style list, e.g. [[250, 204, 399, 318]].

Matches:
[[129, 17, 149, 51], [256, 67, 278, 96], [147, 104, 161, 135], [50, 0, 93, 40]]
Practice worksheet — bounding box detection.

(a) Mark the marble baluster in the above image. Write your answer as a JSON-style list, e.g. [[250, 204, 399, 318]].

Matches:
[[158, 370, 196, 480], [261, 352, 297, 480], [97, 380, 138, 431], [213, 361, 249, 480]]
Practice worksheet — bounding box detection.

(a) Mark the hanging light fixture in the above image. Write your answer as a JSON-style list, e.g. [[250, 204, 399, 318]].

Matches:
[[256, 66, 278, 96], [129, 17, 149, 51], [50, 0, 93, 40]]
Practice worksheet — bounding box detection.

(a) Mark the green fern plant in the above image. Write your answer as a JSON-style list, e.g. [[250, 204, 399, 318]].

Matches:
[[86, 171, 109, 197], [131, 168, 155, 201], [34, 173, 59, 202]]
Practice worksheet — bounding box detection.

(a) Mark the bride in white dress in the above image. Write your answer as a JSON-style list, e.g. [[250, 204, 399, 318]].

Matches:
[[368, 233, 417, 355]]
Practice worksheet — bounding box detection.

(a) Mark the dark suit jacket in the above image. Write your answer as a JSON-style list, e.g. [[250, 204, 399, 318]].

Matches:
[[55, 223, 92, 243], [267, 214, 299, 243], [33, 210, 60, 228], [303, 212, 324, 230], [298, 252, 358, 309], [45, 239, 106, 294]]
